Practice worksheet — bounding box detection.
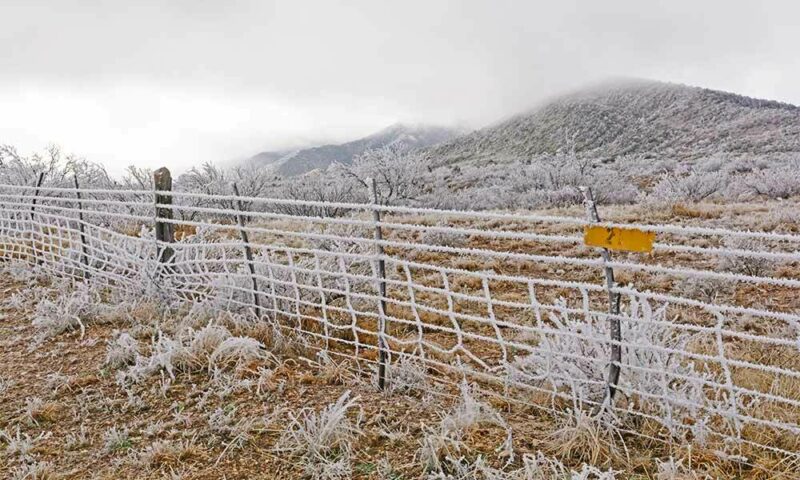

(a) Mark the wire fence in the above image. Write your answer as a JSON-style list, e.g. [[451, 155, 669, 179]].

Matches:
[[1, 177, 800, 466]]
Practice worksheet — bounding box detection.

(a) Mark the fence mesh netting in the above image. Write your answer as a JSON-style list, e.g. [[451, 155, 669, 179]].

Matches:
[[1, 182, 799, 465]]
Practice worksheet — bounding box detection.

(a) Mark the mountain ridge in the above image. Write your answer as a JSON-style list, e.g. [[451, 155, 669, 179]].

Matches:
[[422, 79, 800, 166], [244, 79, 800, 178], [246, 123, 464, 176]]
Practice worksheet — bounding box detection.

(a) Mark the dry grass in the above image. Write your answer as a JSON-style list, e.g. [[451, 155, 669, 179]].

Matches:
[[1, 198, 799, 478]]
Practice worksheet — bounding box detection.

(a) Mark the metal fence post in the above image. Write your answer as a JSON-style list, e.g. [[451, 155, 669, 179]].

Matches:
[[232, 182, 262, 319], [28, 172, 46, 265], [73, 175, 90, 275], [153, 167, 175, 267], [368, 177, 389, 390], [579, 186, 622, 412]]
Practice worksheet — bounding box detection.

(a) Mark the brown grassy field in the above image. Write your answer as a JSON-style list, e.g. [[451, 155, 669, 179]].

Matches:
[[1, 198, 799, 479]]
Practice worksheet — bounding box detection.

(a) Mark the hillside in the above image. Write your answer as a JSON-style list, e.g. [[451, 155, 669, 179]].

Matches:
[[248, 123, 462, 176], [424, 79, 800, 165]]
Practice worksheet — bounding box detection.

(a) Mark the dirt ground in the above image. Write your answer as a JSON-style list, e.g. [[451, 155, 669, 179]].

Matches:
[[0, 271, 538, 479], [1, 199, 800, 479]]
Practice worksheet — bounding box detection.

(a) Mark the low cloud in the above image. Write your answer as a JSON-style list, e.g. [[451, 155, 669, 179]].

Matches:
[[1, 0, 798, 172]]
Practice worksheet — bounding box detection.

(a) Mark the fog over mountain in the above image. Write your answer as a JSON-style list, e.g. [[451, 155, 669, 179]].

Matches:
[[209, 79, 800, 213], [242, 78, 800, 177], [246, 123, 464, 176], [3, 1, 800, 174]]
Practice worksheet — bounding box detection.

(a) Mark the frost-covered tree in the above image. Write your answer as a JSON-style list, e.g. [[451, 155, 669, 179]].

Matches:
[[120, 165, 154, 190], [276, 172, 361, 218], [175, 162, 277, 220], [332, 143, 429, 205]]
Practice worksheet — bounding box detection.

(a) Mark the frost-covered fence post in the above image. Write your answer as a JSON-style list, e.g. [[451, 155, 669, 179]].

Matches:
[[153, 167, 175, 267], [368, 177, 389, 390], [231, 182, 262, 319], [28, 171, 46, 265], [579, 186, 622, 412], [72, 175, 90, 275]]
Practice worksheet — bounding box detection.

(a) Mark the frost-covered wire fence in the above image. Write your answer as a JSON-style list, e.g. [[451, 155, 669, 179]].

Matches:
[[1, 176, 800, 466]]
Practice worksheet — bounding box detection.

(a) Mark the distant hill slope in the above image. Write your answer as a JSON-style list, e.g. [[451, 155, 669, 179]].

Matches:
[[248, 124, 463, 176], [425, 79, 800, 165]]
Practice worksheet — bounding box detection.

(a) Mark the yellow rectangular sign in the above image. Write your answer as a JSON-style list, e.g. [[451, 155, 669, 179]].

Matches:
[[584, 226, 655, 253]]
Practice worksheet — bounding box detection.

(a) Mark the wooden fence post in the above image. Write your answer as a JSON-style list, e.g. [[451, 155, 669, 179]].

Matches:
[[232, 183, 262, 319], [579, 186, 622, 412], [29, 172, 46, 265], [73, 175, 90, 275], [153, 168, 175, 266], [367, 177, 389, 390]]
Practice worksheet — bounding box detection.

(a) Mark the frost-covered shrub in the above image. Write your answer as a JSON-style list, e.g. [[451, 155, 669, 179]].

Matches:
[[757, 208, 800, 233], [117, 331, 187, 385], [655, 457, 694, 480], [314, 351, 354, 386], [508, 296, 719, 440], [418, 382, 512, 474], [24, 396, 48, 425], [2, 261, 48, 284], [209, 336, 268, 370], [43, 372, 71, 394], [65, 425, 90, 451], [440, 383, 510, 441], [716, 238, 778, 277], [206, 407, 255, 452], [134, 438, 198, 469], [648, 171, 728, 204], [0, 144, 118, 191], [103, 426, 131, 453], [386, 355, 429, 395], [32, 282, 98, 340], [417, 155, 638, 211], [695, 155, 728, 173], [116, 322, 271, 387], [207, 407, 236, 437], [736, 161, 800, 200], [534, 186, 585, 208], [428, 185, 518, 211], [105, 332, 140, 369], [578, 170, 639, 206], [419, 226, 468, 248], [1, 428, 51, 463], [5, 284, 52, 311], [429, 452, 619, 480], [674, 277, 733, 304], [183, 323, 232, 369], [279, 391, 363, 480], [187, 221, 373, 321], [9, 461, 57, 480]]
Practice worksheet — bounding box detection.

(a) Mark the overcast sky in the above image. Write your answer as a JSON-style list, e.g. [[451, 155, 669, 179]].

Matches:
[[1, 0, 799, 175]]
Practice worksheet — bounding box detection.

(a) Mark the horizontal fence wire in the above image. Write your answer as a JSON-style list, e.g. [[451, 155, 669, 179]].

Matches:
[[1, 182, 800, 466]]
